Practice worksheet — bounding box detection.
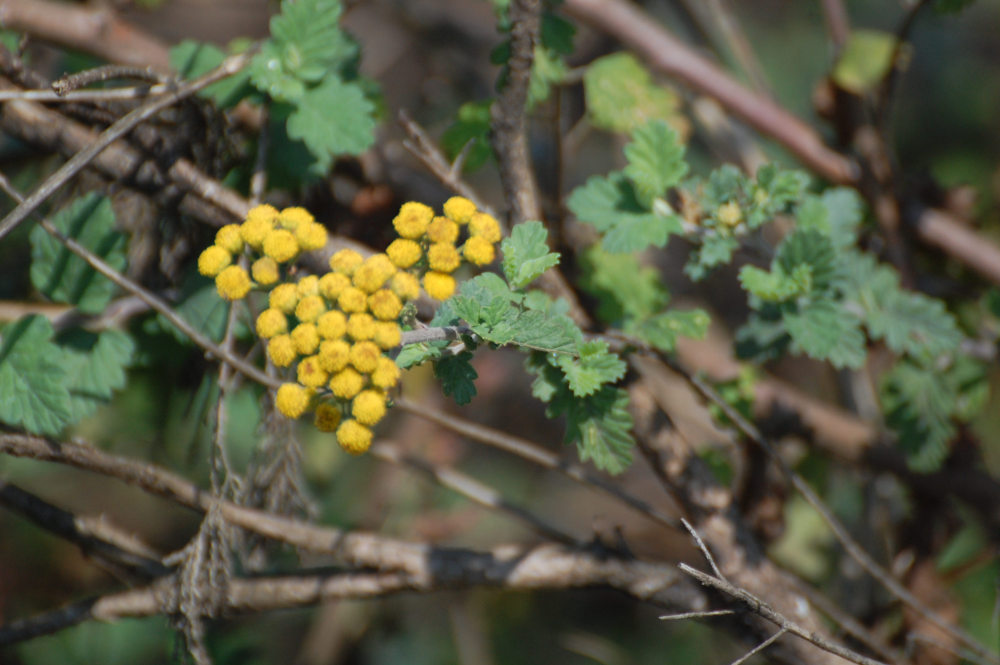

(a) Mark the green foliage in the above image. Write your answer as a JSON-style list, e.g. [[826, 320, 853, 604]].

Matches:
[[58, 329, 135, 422], [832, 30, 898, 95], [30, 193, 127, 315], [152, 279, 243, 345], [490, 6, 575, 107], [783, 300, 866, 369], [285, 76, 377, 172], [434, 351, 478, 405], [623, 120, 688, 208], [554, 340, 626, 398], [441, 100, 493, 173], [583, 52, 685, 134], [500, 221, 560, 289], [578, 246, 667, 322], [169, 40, 253, 107]]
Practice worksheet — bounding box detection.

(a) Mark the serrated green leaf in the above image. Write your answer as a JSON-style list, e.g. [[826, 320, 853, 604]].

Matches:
[[704, 165, 746, 206], [776, 229, 837, 292], [396, 342, 442, 369], [583, 52, 684, 134], [434, 351, 478, 405], [578, 246, 668, 323], [169, 40, 252, 108], [623, 120, 688, 207], [819, 188, 863, 248], [541, 13, 575, 55], [832, 29, 898, 95], [0, 316, 72, 435], [501, 221, 560, 288], [555, 340, 626, 397], [563, 386, 634, 474], [881, 359, 955, 471], [528, 46, 567, 107], [783, 299, 866, 369], [747, 166, 811, 228], [685, 234, 739, 281], [57, 329, 135, 421], [604, 211, 681, 254], [508, 309, 579, 353], [567, 172, 680, 253], [795, 196, 830, 234], [441, 100, 493, 173], [286, 76, 376, 170], [631, 308, 710, 352], [866, 289, 963, 356], [30, 193, 127, 315], [738, 264, 813, 303]]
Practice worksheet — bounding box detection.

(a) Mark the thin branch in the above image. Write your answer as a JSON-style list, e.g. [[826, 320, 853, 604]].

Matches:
[[659, 609, 736, 621], [729, 627, 788, 665], [0, 84, 171, 102], [51, 64, 164, 94], [680, 517, 726, 582]]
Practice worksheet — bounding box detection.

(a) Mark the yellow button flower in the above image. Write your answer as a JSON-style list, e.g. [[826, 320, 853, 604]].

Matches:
[[427, 216, 460, 243], [468, 212, 501, 243], [278, 206, 314, 230], [373, 321, 401, 350], [423, 271, 456, 300], [291, 323, 320, 355], [246, 203, 279, 225], [371, 356, 401, 389], [198, 245, 231, 277], [275, 382, 310, 419], [336, 419, 372, 454], [353, 254, 396, 293], [297, 354, 328, 388], [352, 389, 387, 426], [296, 223, 328, 251], [386, 238, 422, 269], [215, 265, 252, 300], [251, 256, 280, 285], [263, 228, 299, 263], [393, 201, 434, 239], [215, 224, 244, 254], [267, 334, 297, 367], [427, 243, 461, 273], [319, 272, 351, 300], [717, 201, 743, 227], [295, 295, 326, 323], [318, 339, 351, 373], [462, 236, 495, 266], [338, 286, 368, 313], [269, 283, 299, 313], [314, 403, 342, 432], [443, 196, 477, 224], [368, 289, 403, 321], [330, 367, 365, 399], [241, 205, 278, 249], [346, 313, 376, 341], [329, 249, 364, 275], [316, 310, 347, 340], [349, 340, 381, 373], [296, 275, 320, 298], [389, 272, 420, 301], [256, 308, 288, 339]]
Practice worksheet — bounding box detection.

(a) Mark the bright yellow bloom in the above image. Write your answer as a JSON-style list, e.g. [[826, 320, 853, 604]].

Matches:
[[296, 275, 320, 298], [329, 249, 364, 275], [368, 289, 403, 321], [319, 272, 351, 300], [269, 283, 299, 313], [296, 223, 328, 251], [349, 341, 381, 373], [371, 356, 401, 389], [386, 239, 422, 269], [717, 201, 743, 227], [373, 321, 401, 350], [256, 308, 288, 339], [295, 295, 326, 323], [338, 286, 368, 313], [215, 265, 252, 300], [297, 354, 328, 388], [427, 243, 461, 273], [336, 419, 372, 455], [443, 196, 477, 224], [275, 382, 310, 419], [291, 323, 320, 355], [426, 216, 460, 244], [346, 313, 376, 341], [278, 206, 314, 230], [389, 272, 420, 301], [246, 203, 280, 225], [267, 334, 297, 367], [318, 339, 351, 372], [423, 271, 456, 300], [352, 389, 387, 426], [462, 236, 496, 266], [263, 229, 299, 263], [241, 205, 278, 249], [215, 224, 244, 254], [314, 403, 342, 432], [329, 367, 365, 399], [353, 254, 396, 293], [316, 310, 347, 340], [469, 212, 501, 243], [393, 201, 434, 239], [198, 245, 231, 277], [251, 256, 280, 285]]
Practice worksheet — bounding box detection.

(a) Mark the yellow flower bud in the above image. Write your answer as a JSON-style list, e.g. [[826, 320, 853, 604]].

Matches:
[[427, 243, 461, 273], [389, 272, 420, 301], [267, 334, 297, 367], [296, 275, 320, 298], [386, 238, 422, 269], [443, 196, 477, 224], [275, 382, 310, 419], [349, 340, 381, 373], [278, 206, 314, 230], [338, 286, 368, 313], [373, 321, 401, 350], [198, 245, 232, 277], [462, 236, 495, 266], [318, 339, 351, 373], [329, 249, 364, 275], [352, 389, 387, 426], [314, 402, 342, 432], [269, 283, 299, 313], [215, 265, 252, 300], [215, 224, 244, 254], [468, 212, 501, 243], [353, 254, 396, 293], [329, 367, 365, 399], [296, 223, 328, 251], [426, 216, 460, 244], [336, 419, 372, 454], [256, 308, 288, 339], [346, 313, 376, 341], [246, 204, 279, 225], [297, 354, 328, 388], [717, 201, 743, 227], [295, 295, 326, 323], [241, 204, 278, 249], [291, 323, 320, 355], [316, 310, 347, 340], [423, 271, 456, 300], [319, 272, 351, 300], [368, 289, 403, 321], [371, 356, 402, 389], [263, 228, 299, 263], [393, 201, 434, 239], [251, 256, 280, 285]]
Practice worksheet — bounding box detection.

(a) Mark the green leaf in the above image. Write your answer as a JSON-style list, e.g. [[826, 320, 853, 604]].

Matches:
[[738, 264, 812, 302], [57, 329, 135, 421], [748, 165, 811, 228], [578, 246, 668, 323], [563, 387, 634, 474], [30, 193, 127, 314], [819, 188, 863, 249], [783, 299, 866, 369], [567, 172, 680, 253], [555, 340, 626, 397], [623, 120, 688, 208], [286, 76, 376, 169], [866, 289, 963, 356], [685, 234, 739, 281], [776, 229, 837, 292], [881, 359, 956, 471], [169, 40, 252, 107], [735, 310, 791, 363], [0, 316, 72, 435], [832, 29, 898, 95], [528, 46, 568, 107], [396, 342, 442, 369], [434, 351, 478, 405], [441, 100, 493, 173], [583, 52, 684, 134], [631, 308, 710, 352], [540, 13, 575, 55], [501, 221, 560, 288]]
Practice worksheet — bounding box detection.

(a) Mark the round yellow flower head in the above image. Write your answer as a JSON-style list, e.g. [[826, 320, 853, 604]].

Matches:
[[251, 256, 280, 285], [349, 340, 381, 373], [393, 201, 434, 239], [717, 201, 743, 227], [353, 254, 396, 293], [314, 403, 342, 432], [330, 367, 365, 399], [297, 223, 328, 251], [336, 419, 372, 455], [297, 355, 329, 388], [329, 249, 364, 275], [443, 196, 477, 224], [215, 265, 252, 300], [346, 313, 376, 341], [316, 310, 347, 340], [278, 206, 314, 230], [291, 322, 320, 355], [269, 283, 299, 313], [275, 382, 310, 419], [319, 339, 351, 373], [389, 272, 420, 301], [462, 236, 496, 266], [256, 308, 288, 339], [337, 286, 368, 313], [215, 224, 244, 254], [352, 389, 387, 426], [319, 272, 351, 300], [373, 321, 401, 350], [296, 275, 320, 298], [263, 228, 299, 263], [267, 334, 297, 367], [295, 295, 326, 323], [469, 212, 502, 243], [423, 271, 456, 300], [246, 204, 280, 225], [385, 239, 422, 269], [426, 216, 460, 244], [368, 289, 403, 321], [427, 243, 461, 273], [371, 356, 402, 389], [198, 245, 232, 277], [241, 205, 278, 249]]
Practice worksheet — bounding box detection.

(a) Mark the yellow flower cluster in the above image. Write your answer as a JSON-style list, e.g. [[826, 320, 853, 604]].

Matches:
[[386, 197, 502, 300]]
